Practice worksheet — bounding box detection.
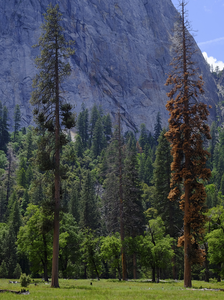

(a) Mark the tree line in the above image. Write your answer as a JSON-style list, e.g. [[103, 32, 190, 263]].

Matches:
[[0, 100, 224, 283]]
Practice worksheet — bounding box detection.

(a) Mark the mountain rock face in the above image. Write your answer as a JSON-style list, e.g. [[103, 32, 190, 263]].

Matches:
[[0, 0, 219, 132]]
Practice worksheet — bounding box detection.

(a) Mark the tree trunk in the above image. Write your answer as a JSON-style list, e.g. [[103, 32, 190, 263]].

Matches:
[[152, 267, 156, 283], [172, 244, 177, 280], [51, 39, 60, 288], [6, 149, 12, 207], [182, 1, 192, 288], [84, 263, 87, 279], [92, 257, 100, 281], [184, 184, 191, 288], [43, 234, 48, 282], [204, 242, 209, 282], [133, 252, 137, 279], [118, 264, 121, 281], [118, 110, 127, 281], [217, 263, 221, 282], [156, 267, 160, 283]]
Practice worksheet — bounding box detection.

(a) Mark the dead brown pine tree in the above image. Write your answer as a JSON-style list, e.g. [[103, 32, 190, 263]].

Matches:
[[165, 0, 211, 288]]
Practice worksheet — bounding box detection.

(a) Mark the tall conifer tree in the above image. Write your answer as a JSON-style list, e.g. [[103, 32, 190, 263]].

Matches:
[[153, 129, 174, 233], [13, 104, 21, 141], [153, 112, 162, 145], [102, 113, 127, 280], [123, 140, 144, 279], [77, 104, 89, 148], [103, 113, 112, 142], [68, 182, 80, 223], [30, 4, 75, 287], [139, 124, 148, 150], [79, 170, 99, 230], [8, 191, 22, 238], [91, 117, 104, 158], [89, 105, 99, 147], [165, 0, 211, 287], [0, 106, 9, 153]]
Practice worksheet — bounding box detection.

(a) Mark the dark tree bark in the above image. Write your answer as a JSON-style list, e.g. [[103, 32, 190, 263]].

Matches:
[[51, 39, 60, 288], [152, 267, 156, 283], [156, 267, 160, 283], [43, 234, 49, 282], [118, 110, 127, 281], [204, 242, 209, 282], [133, 252, 137, 280]]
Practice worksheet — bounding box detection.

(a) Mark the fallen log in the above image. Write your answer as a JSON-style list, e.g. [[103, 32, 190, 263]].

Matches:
[[0, 289, 29, 294]]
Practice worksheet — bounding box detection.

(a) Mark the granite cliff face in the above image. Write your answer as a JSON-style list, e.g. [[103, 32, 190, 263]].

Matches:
[[0, 0, 219, 132]]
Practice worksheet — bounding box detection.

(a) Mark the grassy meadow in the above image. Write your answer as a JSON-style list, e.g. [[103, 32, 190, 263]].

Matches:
[[0, 279, 224, 299]]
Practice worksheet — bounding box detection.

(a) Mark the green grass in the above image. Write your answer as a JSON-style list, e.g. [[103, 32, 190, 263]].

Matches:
[[0, 279, 224, 299]]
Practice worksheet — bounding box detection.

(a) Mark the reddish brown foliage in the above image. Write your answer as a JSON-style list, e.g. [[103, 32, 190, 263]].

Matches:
[[165, 0, 211, 287]]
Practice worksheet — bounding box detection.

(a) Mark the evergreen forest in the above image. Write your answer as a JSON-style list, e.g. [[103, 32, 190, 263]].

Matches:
[[0, 101, 224, 283]]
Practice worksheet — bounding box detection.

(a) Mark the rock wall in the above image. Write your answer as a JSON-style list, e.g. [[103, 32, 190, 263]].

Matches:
[[0, 0, 219, 132]]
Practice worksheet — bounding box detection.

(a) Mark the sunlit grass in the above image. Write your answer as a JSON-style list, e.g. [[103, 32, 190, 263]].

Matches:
[[0, 278, 224, 299]]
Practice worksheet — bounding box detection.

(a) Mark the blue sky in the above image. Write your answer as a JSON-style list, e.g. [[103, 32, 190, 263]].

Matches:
[[172, 0, 224, 70]]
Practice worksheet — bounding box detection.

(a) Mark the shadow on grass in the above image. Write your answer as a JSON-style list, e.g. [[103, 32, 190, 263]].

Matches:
[[61, 285, 96, 290], [126, 280, 180, 285]]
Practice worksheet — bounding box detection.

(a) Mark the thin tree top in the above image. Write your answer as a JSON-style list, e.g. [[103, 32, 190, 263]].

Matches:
[[33, 4, 74, 59], [30, 4, 75, 131]]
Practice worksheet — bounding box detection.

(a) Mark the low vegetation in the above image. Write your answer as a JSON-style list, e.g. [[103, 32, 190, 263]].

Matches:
[[1, 279, 224, 300]]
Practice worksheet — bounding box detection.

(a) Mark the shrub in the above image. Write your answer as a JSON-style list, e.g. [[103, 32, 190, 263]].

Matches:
[[0, 260, 8, 278], [13, 263, 22, 279], [20, 273, 31, 287]]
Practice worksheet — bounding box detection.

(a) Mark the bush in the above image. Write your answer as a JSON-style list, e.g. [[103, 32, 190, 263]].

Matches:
[[0, 260, 8, 278], [20, 273, 31, 287], [13, 263, 22, 279]]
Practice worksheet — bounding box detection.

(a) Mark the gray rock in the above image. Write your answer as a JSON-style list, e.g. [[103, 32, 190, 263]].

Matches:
[[0, 0, 219, 132]]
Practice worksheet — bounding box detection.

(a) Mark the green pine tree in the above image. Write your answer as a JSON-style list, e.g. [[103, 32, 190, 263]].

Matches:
[[2, 226, 17, 278], [17, 168, 27, 188], [32, 183, 44, 205], [89, 105, 100, 147], [0, 189, 7, 222], [91, 117, 104, 158], [13, 263, 22, 279], [30, 3, 75, 287], [26, 165, 33, 187], [19, 157, 27, 171], [103, 113, 112, 142], [77, 104, 89, 148], [1, 106, 9, 153], [8, 191, 22, 237], [103, 172, 120, 233], [123, 139, 145, 279], [123, 141, 144, 237], [153, 129, 181, 237], [61, 182, 69, 212], [26, 128, 33, 162], [68, 182, 80, 223], [21, 189, 30, 216], [153, 112, 162, 145], [74, 135, 83, 158], [79, 170, 99, 230], [139, 124, 148, 150], [0, 260, 8, 278], [14, 104, 21, 141], [143, 155, 154, 186]]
